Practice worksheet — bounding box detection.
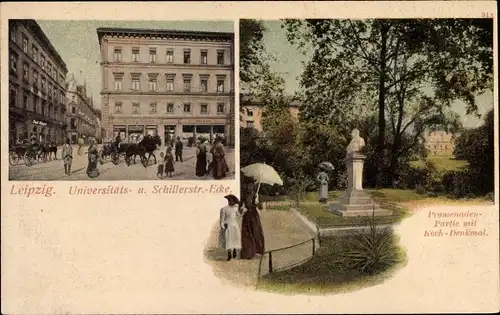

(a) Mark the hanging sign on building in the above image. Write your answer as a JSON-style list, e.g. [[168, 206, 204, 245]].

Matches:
[[32, 120, 48, 126]]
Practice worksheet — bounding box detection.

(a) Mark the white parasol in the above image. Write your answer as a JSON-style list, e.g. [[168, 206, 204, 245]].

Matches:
[[241, 163, 283, 197]]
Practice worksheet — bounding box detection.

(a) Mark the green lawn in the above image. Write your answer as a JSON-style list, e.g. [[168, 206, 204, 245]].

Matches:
[[256, 234, 408, 295], [296, 189, 412, 228], [410, 155, 468, 172]]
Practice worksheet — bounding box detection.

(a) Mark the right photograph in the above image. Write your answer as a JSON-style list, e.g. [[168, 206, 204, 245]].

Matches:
[[205, 18, 495, 293]]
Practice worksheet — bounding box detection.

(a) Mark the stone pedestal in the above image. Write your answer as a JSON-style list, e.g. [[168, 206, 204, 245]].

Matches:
[[330, 153, 393, 217]]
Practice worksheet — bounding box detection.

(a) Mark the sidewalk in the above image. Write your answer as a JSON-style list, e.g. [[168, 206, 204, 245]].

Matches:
[[204, 210, 315, 287]]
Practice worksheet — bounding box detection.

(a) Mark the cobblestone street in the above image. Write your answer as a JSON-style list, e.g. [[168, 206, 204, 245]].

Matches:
[[9, 145, 235, 181]]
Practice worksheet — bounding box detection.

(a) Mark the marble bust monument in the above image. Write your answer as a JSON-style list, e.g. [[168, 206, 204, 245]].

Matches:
[[346, 128, 365, 155]]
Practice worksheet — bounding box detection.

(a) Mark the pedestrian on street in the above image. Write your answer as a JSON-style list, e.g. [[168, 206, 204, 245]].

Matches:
[[219, 194, 242, 261], [77, 137, 84, 155], [157, 152, 165, 178], [211, 136, 229, 180], [62, 138, 73, 176], [164, 146, 175, 178], [86, 138, 100, 178], [205, 140, 213, 178], [175, 136, 183, 162], [195, 136, 208, 177]]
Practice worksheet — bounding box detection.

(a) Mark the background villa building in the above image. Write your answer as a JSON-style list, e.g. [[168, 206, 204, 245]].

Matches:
[[97, 27, 235, 146], [9, 19, 68, 145], [239, 93, 300, 131], [66, 76, 100, 144], [424, 130, 457, 156]]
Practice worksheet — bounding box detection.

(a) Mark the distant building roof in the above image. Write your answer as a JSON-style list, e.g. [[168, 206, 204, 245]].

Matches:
[[240, 93, 300, 107], [96, 27, 234, 45]]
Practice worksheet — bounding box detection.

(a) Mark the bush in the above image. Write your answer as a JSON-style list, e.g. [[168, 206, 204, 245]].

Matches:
[[342, 214, 399, 275]]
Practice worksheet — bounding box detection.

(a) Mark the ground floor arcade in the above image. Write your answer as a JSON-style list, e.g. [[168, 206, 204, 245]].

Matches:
[[9, 110, 66, 145]]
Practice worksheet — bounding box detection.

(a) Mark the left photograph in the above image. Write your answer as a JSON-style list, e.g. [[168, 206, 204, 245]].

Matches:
[[8, 19, 236, 181]]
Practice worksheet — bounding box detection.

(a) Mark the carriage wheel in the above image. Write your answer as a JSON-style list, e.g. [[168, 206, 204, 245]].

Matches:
[[9, 152, 19, 166], [24, 151, 33, 167]]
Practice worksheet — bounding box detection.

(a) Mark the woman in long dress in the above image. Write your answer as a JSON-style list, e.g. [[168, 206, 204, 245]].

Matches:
[[211, 137, 229, 180], [317, 167, 330, 203], [219, 194, 242, 261], [195, 137, 208, 177], [240, 181, 265, 259], [86, 138, 99, 178]]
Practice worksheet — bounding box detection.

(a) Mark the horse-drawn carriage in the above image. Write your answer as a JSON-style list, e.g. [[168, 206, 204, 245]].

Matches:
[[99, 135, 161, 167], [9, 140, 59, 166]]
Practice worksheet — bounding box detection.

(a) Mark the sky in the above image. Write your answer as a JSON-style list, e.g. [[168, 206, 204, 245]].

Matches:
[[38, 20, 493, 128], [37, 20, 234, 105], [261, 20, 494, 129]]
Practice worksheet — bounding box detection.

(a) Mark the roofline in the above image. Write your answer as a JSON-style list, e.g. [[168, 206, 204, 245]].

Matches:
[[240, 93, 301, 107], [11, 19, 68, 73], [96, 27, 234, 45]]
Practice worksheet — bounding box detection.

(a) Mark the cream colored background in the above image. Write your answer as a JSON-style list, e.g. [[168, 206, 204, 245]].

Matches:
[[1, 1, 499, 314]]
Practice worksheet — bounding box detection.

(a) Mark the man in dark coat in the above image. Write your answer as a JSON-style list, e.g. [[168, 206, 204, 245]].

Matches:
[[175, 136, 183, 162]]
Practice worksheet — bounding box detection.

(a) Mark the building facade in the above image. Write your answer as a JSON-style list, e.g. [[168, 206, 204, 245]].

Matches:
[[424, 130, 456, 156], [240, 94, 300, 131], [9, 19, 68, 145], [97, 27, 235, 146], [65, 76, 100, 144]]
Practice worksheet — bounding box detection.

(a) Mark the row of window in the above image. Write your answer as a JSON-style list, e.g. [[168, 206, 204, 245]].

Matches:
[[113, 102, 226, 115], [9, 86, 65, 121], [10, 26, 66, 87], [10, 52, 66, 104], [112, 74, 228, 93], [112, 47, 227, 65], [69, 118, 97, 131]]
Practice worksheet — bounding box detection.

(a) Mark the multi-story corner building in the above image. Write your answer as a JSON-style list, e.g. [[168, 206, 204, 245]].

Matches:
[[65, 76, 100, 144], [424, 130, 457, 156], [8, 19, 68, 145], [96, 27, 235, 146], [240, 94, 300, 131]]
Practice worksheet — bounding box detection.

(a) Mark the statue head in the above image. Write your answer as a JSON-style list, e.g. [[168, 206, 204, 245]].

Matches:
[[351, 129, 360, 139]]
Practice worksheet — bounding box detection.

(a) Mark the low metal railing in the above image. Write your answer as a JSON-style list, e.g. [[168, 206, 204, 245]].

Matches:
[[256, 232, 320, 279]]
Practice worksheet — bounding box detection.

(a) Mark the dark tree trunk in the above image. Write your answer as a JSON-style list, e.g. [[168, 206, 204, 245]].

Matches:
[[375, 23, 389, 188]]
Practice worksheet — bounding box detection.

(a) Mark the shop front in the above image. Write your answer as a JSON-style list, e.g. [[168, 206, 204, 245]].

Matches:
[[164, 125, 176, 146], [113, 125, 126, 141], [127, 125, 145, 143], [179, 119, 229, 145], [145, 125, 158, 136]]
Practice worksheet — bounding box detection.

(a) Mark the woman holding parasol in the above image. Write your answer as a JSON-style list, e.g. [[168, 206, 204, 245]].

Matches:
[[239, 180, 265, 259]]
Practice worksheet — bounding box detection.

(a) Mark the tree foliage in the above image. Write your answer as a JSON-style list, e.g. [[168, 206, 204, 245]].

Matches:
[[282, 18, 493, 186]]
